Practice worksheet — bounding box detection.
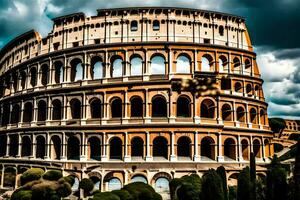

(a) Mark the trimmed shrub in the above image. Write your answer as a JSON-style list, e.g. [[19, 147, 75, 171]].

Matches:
[[112, 189, 133, 200], [177, 182, 200, 200], [217, 166, 228, 200], [59, 175, 75, 186], [93, 192, 120, 200], [11, 189, 32, 200], [237, 167, 252, 200], [123, 182, 162, 200], [79, 178, 94, 195], [169, 178, 182, 200], [20, 168, 45, 185], [43, 170, 63, 181], [201, 169, 224, 200], [57, 181, 72, 197], [228, 186, 237, 200]]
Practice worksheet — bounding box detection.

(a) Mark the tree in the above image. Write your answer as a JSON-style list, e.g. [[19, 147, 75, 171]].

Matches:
[[268, 118, 286, 137], [266, 155, 288, 200], [201, 169, 224, 200], [237, 167, 252, 200], [217, 166, 228, 200], [20, 168, 44, 186], [292, 140, 300, 200], [250, 152, 256, 200], [43, 170, 63, 181], [79, 178, 94, 196]]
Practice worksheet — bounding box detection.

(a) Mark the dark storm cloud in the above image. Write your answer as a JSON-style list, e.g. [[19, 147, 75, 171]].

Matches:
[[273, 49, 300, 60]]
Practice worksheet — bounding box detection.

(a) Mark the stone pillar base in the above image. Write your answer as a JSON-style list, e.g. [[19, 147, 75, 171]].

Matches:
[[101, 156, 108, 162], [170, 155, 177, 161], [193, 155, 201, 162], [80, 155, 87, 161], [124, 156, 131, 162], [217, 156, 224, 162], [60, 156, 67, 161], [145, 156, 153, 161]]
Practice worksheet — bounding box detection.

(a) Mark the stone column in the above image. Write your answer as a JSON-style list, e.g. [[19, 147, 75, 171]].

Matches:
[[61, 132, 67, 160], [17, 134, 21, 158], [101, 133, 108, 161], [193, 131, 200, 161], [31, 134, 36, 158], [5, 135, 10, 157], [238, 135, 243, 161], [217, 133, 224, 162], [45, 133, 50, 160], [80, 133, 86, 161], [124, 132, 130, 161], [170, 131, 176, 161], [145, 131, 152, 161]]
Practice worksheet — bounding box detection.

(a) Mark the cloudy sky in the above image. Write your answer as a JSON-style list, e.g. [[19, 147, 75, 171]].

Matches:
[[0, 0, 299, 119]]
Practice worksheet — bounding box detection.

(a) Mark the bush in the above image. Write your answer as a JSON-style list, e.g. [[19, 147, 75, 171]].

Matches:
[[93, 192, 120, 200], [228, 186, 237, 200], [217, 166, 228, 200], [59, 175, 75, 186], [237, 167, 252, 200], [201, 169, 224, 200], [123, 182, 162, 200], [112, 189, 133, 200], [20, 168, 45, 185], [11, 189, 32, 200], [177, 182, 200, 200], [43, 170, 63, 181], [57, 181, 72, 197], [79, 178, 94, 195]]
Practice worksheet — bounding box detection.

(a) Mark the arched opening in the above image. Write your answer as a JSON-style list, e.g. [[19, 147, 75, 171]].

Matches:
[[254, 85, 260, 97], [250, 108, 257, 124], [236, 107, 245, 122], [234, 82, 243, 93], [233, 57, 241, 74], [23, 102, 33, 123], [155, 177, 170, 194], [150, 55, 166, 75], [52, 99, 62, 120], [109, 137, 122, 160], [201, 55, 213, 72], [131, 175, 148, 184], [88, 137, 101, 160], [111, 98, 122, 118], [11, 104, 20, 124], [224, 138, 236, 160], [153, 20, 160, 31], [152, 95, 167, 117], [130, 20, 138, 31], [111, 57, 123, 77], [153, 136, 168, 159], [130, 97, 143, 117], [36, 136, 45, 159], [3, 167, 16, 188], [219, 55, 227, 72], [253, 139, 261, 158], [201, 137, 215, 160], [131, 137, 144, 157], [90, 176, 101, 190], [50, 135, 61, 160], [177, 136, 191, 158], [177, 96, 191, 117], [0, 135, 7, 157], [12, 72, 18, 91], [241, 139, 249, 160], [21, 136, 32, 157], [260, 109, 266, 125], [54, 61, 64, 84], [222, 104, 232, 121], [70, 99, 81, 119], [20, 71, 26, 89], [91, 57, 104, 79], [37, 100, 47, 121], [246, 84, 252, 95], [130, 56, 143, 76], [264, 139, 270, 157], [244, 59, 251, 74], [108, 178, 122, 191], [41, 64, 49, 86], [71, 59, 84, 81], [67, 136, 80, 160], [176, 55, 190, 73], [30, 67, 37, 87], [200, 99, 215, 118], [1, 104, 10, 126], [9, 135, 18, 157], [219, 25, 224, 36], [90, 98, 102, 118]]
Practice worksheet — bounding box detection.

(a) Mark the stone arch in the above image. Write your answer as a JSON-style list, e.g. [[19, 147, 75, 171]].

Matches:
[[70, 98, 81, 119], [109, 137, 123, 160], [88, 171, 102, 190], [70, 58, 84, 82], [110, 56, 123, 78], [244, 58, 251, 74], [21, 136, 32, 157], [9, 135, 18, 157], [152, 172, 171, 194], [131, 136, 144, 157], [221, 103, 232, 121], [0, 135, 7, 157], [241, 139, 249, 160], [200, 99, 215, 118], [201, 54, 214, 72], [41, 64, 49, 86], [89, 98, 102, 118], [177, 136, 192, 158], [250, 108, 257, 124], [130, 96, 143, 117], [246, 84, 252, 95], [131, 174, 148, 184], [228, 173, 239, 186], [152, 95, 167, 117], [201, 136, 215, 160], [23, 102, 33, 122], [88, 136, 101, 160], [111, 97, 122, 118], [219, 55, 228, 72], [234, 82, 243, 93], [54, 61, 64, 84], [91, 56, 104, 79], [153, 136, 168, 159], [177, 95, 191, 117], [253, 139, 261, 158], [130, 55, 143, 76], [50, 135, 61, 160], [260, 109, 266, 125], [233, 57, 241, 74], [150, 54, 166, 75], [20, 71, 27, 89], [36, 135, 46, 159], [52, 99, 62, 120], [37, 100, 47, 121], [236, 106, 246, 122], [264, 139, 271, 157], [176, 54, 191, 74], [30, 67, 37, 87], [11, 104, 20, 124], [3, 167, 16, 188], [224, 138, 236, 161], [67, 136, 80, 160]]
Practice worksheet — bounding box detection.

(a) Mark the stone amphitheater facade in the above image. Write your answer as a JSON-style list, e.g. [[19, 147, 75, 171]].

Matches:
[[0, 7, 273, 197]]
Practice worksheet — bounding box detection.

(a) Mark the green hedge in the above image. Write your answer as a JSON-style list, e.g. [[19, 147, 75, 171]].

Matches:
[[43, 170, 63, 181], [20, 168, 45, 186]]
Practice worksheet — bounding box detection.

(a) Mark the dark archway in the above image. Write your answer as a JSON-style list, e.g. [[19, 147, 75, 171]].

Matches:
[[224, 138, 236, 160], [109, 137, 122, 160], [23, 102, 33, 123], [21, 136, 32, 157], [67, 136, 80, 160], [20, 71, 26, 90], [177, 96, 191, 117], [37, 100, 47, 121], [88, 137, 101, 160], [236, 107, 245, 122], [70, 99, 81, 119], [51, 135, 61, 160], [3, 167, 16, 188], [130, 97, 143, 117], [222, 104, 232, 121], [250, 108, 257, 124], [131, 137, 144, 157], [11, 104, 20, 124], [30, 67, 37, 87], [177, 136, 191, 158], [241, 139, 249, 160], [201, 99, 215, 118], [152, 96, 167, 117], [1, 104, 10, 126], [153, 136, 168, 159], [111, 98, 122, 118], [9, 135, 18, 157], [41, 64, 49, 86], [201, 137, 215, 160], [90, 98, 102, 118], [36, 136, 46, 159], [253, 139, 261, 158], [52, 99, 62, 120], [54, 61, 63, 84], [0, 135, 7, 157], [70, 59, 84, 82]]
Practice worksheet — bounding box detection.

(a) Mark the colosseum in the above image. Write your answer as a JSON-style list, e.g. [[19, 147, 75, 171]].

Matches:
[[0, 7, 273, 197]]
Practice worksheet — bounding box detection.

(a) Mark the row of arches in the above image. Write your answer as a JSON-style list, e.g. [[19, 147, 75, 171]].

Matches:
[[1, 96, 267, 126], [0, 134, 272, 162]]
